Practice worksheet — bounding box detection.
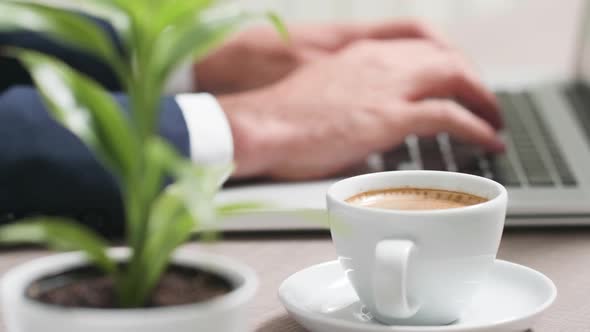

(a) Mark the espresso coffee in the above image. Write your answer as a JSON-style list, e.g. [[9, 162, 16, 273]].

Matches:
[[346, 187, 487, 211]]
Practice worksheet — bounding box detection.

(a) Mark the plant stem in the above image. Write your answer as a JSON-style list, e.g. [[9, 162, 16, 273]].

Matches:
[[118, 14, 166, 305]]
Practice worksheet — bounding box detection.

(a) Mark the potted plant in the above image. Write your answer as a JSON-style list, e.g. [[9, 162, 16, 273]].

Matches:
[[0, 1, 285, 331]]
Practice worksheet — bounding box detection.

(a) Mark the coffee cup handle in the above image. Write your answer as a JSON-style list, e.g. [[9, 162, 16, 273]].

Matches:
[[374, 239, 419, 319]]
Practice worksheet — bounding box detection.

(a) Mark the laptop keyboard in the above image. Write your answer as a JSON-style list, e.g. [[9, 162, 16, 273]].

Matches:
[[379, 91, 578, 188]]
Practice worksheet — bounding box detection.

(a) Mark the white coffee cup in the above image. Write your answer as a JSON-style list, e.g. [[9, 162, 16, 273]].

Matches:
[[327, 171, 507, 325]]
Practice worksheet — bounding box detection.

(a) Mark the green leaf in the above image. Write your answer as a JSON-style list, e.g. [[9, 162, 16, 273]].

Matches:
[[0, 218, 118, 275], [153, 0, 213, 33], [175, 163, 233, 229], [141, 139, 233, 231], [152, 5, 248, 88], [121, 187, 195, 307], [144, 137, 184, 175], [17, 50, 139, 179], [143, 189, 195, 291], [142, 138, 232, 210], [217, 202, 269, 216], [178, 165, 228, 240], [140, 138, 232, 234], [123, 138, 181, 249], [98, 0, 137, 14], [0, 1, 124, 73], [266, 11, 290, 43], [142, 138, 170, 207]]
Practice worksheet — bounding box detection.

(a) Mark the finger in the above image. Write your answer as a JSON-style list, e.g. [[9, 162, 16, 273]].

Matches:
[[407, 100, 505, 152], [413, 55, 504, 129], [364, 20, 454, 49]]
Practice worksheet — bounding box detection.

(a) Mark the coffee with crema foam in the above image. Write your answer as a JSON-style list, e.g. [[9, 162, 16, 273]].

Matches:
[[346, 187, 487, 211]]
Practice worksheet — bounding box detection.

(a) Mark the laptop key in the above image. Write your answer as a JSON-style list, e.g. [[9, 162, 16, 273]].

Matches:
[[383, 143, 416, 171], [516, 153, 553, 186], [487, 154, 520, 186], [419, 138, 447, 171], [450, 140, 484, 176]]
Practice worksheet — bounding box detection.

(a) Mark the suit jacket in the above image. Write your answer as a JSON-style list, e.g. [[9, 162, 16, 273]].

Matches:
[[0, 20, 191, 236]]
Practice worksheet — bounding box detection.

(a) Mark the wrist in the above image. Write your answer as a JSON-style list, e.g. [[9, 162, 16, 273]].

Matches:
[[218, 89, 285, 178]]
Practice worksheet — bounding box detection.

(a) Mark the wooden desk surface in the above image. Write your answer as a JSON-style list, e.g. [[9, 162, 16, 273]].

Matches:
[[1, 228, 590, 331]]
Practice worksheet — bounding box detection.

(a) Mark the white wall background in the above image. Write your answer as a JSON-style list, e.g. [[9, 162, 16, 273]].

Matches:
[[238, 0, 587, 88]]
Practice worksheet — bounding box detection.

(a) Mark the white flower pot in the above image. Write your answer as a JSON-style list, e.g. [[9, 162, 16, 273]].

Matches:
[[1, 248, 258, 332]]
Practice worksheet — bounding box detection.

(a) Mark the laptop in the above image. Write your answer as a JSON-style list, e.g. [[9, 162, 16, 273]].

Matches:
[[217, 9, 590, 230]]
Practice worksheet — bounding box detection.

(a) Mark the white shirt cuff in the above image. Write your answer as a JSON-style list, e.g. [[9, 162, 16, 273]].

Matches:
[[175, 93, 234, 166]]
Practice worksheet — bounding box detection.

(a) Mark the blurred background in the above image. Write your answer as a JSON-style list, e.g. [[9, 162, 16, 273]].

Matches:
[[238, 0, 586, 89]]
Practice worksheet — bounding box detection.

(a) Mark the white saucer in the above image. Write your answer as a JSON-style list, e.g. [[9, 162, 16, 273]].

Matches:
[[279, 260, 556, 332]]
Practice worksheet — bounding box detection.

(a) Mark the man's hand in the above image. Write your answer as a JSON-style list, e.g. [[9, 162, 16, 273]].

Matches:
[[196, 20, 452, 94], [220, 39, 504, 180]]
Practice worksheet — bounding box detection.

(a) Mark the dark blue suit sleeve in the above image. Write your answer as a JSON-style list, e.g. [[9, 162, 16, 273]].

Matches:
[[0, 15, 122, 91], [0, 86, 191, 237]]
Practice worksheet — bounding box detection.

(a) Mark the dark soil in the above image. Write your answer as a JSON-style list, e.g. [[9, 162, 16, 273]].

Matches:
[[26, 264, 233, 308]]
